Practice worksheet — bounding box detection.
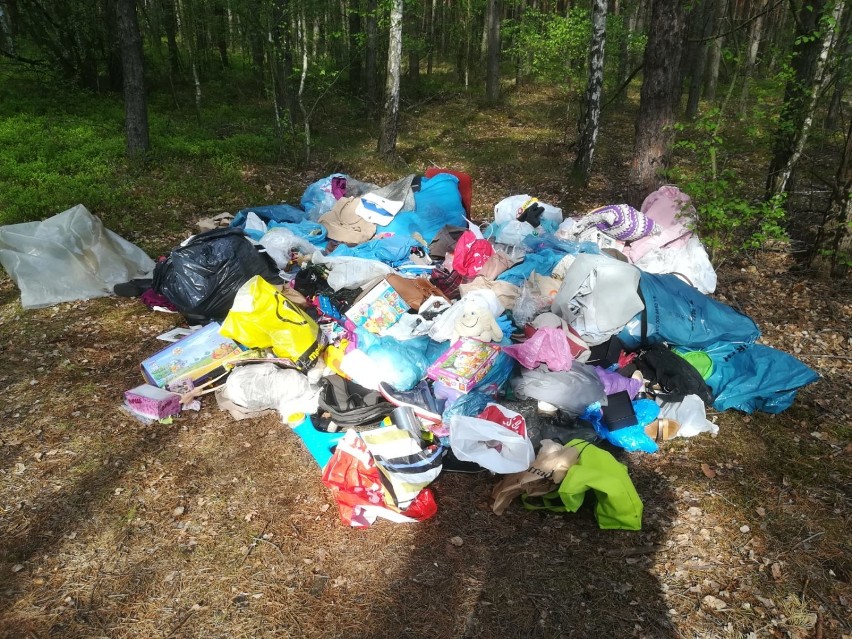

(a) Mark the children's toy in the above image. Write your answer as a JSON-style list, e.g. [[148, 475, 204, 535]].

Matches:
[[426, 338, 500, 393], [452, 301, 503, 343]]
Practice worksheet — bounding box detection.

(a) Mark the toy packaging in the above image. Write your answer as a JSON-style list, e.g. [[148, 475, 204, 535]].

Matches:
[[124, 384, 182, 420], [141, 321, 246, 388], [426, 338, 500, 393], [344, 279, 410, 334]]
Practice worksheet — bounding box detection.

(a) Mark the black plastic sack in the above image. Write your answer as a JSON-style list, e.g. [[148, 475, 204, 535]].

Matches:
[[152, 228, 281, 323], [637, 343, 714, 404]]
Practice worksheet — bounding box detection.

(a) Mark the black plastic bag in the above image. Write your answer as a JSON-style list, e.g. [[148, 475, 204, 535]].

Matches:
[[152, 228, 281, 324], [637, 343, 714, 404]]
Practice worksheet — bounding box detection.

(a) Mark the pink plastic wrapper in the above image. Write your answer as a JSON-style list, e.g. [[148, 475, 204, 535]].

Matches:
[[501, 327, 574, 372]]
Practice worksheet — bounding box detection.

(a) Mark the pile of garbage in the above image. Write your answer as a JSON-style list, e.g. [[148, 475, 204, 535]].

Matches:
[[0, 171, 819, 530]]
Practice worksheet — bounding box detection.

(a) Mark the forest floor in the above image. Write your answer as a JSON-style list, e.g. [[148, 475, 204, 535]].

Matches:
[[1, 85, 851, 639]]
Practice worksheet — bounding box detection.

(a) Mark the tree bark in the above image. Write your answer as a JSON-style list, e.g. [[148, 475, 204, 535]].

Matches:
[[349, 0, 362, 90], [116, 0, 150, 156], [378, 0, 403, 159], [573, 0, 607, 183], [627, 0, 686, 206], [365, 0, 378, 115], [703, 0, 725, 100], [161, 0, 180, 73], [484, 0, 501, 102], [766, 0, 845, 198], [738, 0, 766, 118], [685, 0, 713, 118]]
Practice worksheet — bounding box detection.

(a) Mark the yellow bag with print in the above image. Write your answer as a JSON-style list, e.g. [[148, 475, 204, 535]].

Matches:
[[220, 275, 324, 372]]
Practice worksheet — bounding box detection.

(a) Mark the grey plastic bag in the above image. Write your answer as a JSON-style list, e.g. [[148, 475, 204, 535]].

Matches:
[[511, 362, 607, 417]]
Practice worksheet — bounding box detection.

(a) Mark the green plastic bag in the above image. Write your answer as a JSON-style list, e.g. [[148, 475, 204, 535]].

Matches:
[[522, 439, 643, 531]]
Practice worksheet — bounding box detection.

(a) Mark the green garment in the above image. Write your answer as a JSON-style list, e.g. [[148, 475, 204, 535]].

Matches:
[[522, 439, 643, 531]]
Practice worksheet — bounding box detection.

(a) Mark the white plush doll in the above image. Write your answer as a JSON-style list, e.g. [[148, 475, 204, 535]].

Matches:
[[452, 301, 504, 343]]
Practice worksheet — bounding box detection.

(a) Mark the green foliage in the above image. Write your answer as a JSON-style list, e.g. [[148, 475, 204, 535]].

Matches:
[[669, 110, 788, 258], [503, 7, 591, 83]]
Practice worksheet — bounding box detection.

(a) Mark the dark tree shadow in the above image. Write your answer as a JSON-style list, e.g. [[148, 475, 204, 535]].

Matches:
[[348, 449, 678, 639]]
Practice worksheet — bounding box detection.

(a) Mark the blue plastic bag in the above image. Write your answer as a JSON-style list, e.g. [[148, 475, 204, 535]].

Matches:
[[706, 344, 819, 414], [497, 249, 566, 286], [231, 204, 308, 232], [442, 391, 492, 421], [301, 173, 345, 219], [330, 234, 418, 267], [618, 272, 761, 353], [586, 399, 660, 453], [379, 173, 467, 244], [357, 330, 431, 391]]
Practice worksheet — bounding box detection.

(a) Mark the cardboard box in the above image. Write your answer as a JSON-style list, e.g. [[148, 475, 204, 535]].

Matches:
[[141, 321, 245, 388], [426, 338, 499, 393], [124, 384, 182, 420], [344, 279, 410, 334]]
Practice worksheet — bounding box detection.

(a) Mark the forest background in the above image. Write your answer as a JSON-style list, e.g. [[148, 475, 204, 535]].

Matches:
[[0, 1, 851, 638], [0, 0, 850, 273]]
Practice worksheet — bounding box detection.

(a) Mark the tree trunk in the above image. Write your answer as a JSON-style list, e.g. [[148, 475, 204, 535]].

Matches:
[[685, 0, 713, 119], [161, 0, 180, 73], [116, 0, 150, 156], [703, 0, 725, 100], [484, 0, 501, 102], [214, 0, 229, 68], [1, 2, 15, 54], [349, 0, 362, 90], [627, 0, 686, 206], [738, 0, 766, 118], [573, 0, 607, 183], [426, 0, 435, 74], [407, 0, 421, 84], [365, 0, 378, 115], [378, 0, 403, 159], [825, 2, 852, 129], [766, 0, 845, 199]]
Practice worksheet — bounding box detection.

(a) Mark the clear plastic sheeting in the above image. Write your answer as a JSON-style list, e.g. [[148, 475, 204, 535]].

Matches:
[[0, 204, 154, 309]]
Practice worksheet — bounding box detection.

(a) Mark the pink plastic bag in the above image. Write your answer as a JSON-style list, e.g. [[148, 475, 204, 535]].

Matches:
[[501, 327, 574, 371], [452, 230, 494, 278]]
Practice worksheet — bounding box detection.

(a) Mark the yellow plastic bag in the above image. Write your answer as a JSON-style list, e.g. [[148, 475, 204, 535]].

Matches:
[[220, 276, 324, 372]]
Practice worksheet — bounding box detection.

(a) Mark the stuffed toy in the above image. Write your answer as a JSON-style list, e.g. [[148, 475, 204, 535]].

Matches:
[[452, 301, 504, 343]]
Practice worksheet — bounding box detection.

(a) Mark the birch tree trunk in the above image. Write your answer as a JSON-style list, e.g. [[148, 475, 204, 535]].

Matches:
[[766, 0, 845, 198], [573, 0, 607, 183], [378, 0, 403, 159], [738, 0, 766, 118]]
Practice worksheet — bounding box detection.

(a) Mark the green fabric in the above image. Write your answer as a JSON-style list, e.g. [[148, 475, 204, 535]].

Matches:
[[521, 439, 643, 531], [674, 348, 715, 380]]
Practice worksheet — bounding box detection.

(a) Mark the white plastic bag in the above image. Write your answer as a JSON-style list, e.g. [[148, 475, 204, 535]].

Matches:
[[0, 204, 154, 309], [494, 195, 562, 225], [632, 235, 717, 294], [449, 405, 535, 474], [222, 363, 320, 417], [496, 219, 536, 245], [311, 251, 393, 290], [260, 227, 316, 268], [657, 394, 719, 438]]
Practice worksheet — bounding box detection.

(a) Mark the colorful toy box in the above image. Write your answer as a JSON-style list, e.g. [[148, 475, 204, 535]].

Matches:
[[344, 279, 410, 334], [426, 338, 500, 393], [141, 322, 246, 388], [124, 384, 182, 420]]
